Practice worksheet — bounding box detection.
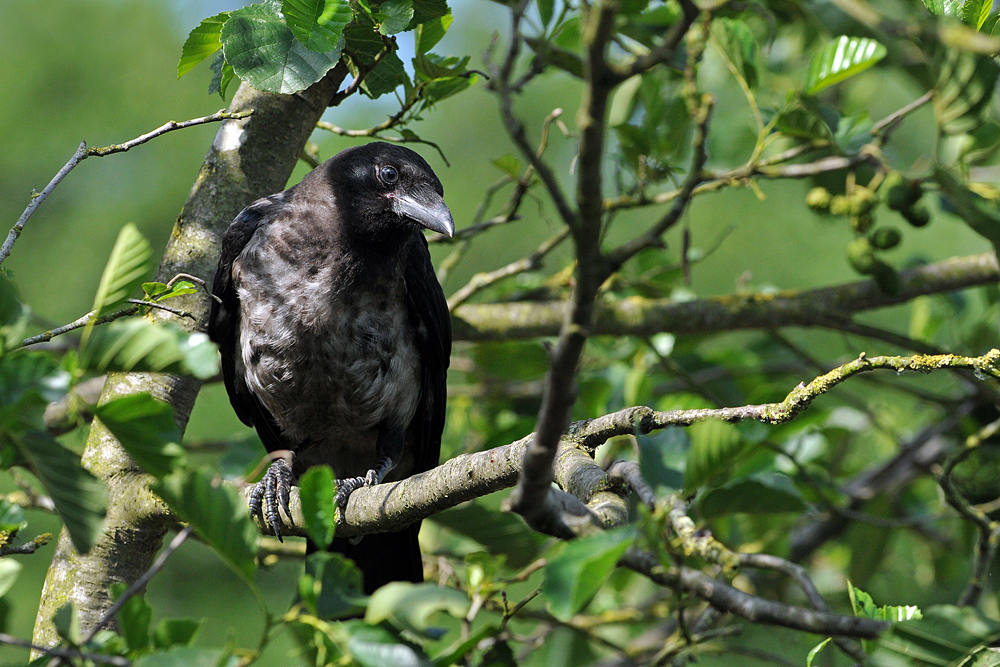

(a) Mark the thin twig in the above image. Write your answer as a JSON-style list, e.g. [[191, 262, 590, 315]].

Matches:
[[0, 633, 129, 667], [0, 109, 251, 266], [448, 228, 569, 309], [14, 305, 140, 350], [79, 526, 193, 648], [126, 299, 196, 320]]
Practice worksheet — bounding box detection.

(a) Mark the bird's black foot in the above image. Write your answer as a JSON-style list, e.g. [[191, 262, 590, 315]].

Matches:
[[334, 455, 396, 508], [248, 457, 295, 542]]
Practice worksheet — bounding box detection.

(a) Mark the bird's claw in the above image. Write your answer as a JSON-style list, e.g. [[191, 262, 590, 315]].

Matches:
[[249, 458, 295, 542], [335, 475, 366, 509]]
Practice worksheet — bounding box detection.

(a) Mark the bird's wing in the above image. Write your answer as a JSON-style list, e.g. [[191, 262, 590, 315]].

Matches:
[[208, 195, 287, 453], [404, 232, 452, 474]]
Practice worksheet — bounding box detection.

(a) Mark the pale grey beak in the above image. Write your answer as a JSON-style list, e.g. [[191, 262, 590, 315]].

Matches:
[[391, 188, 455, 237]]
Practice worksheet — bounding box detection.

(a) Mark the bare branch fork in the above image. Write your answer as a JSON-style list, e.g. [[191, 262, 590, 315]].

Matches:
[[0, 109, 252, 266]]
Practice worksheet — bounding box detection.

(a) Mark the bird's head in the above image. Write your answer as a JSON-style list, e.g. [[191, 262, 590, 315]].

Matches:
[[328, 142, 455, 244]]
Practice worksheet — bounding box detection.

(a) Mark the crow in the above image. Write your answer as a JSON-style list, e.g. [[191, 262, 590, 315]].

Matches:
[[208, 142, 453, 592]]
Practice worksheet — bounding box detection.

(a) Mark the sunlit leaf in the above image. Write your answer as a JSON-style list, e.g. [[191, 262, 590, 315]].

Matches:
[[222, 2, 344, 94], [923, 0, 991, 29], [366, 582, 469, 638], [378, 0, 415, 35], [153, 469, 258, 581], [78, 319, 219, 380], [872, 605, 996, 665], [89, 223, 151, 321], [805, 36, 887, 94], [344, 620, 433, 667], [178, 12, 231, 77], [415, 14, 452, 53], [142, 281, 197, 302], [93, 393, 186, 478], [283, 0, 352, 52]]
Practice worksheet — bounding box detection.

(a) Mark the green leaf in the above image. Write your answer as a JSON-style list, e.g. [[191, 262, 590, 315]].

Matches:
[[542, 528, 636, 621], [431, 624, 500, 667], [0, 270, 30, 352], [806, 638, 831, 667], [429, 501, 545, 567], [935, 168, 1000, 255], [849, 582, 921, 623], [152, 618, 203, 650], [178, 12, 231, 77], [698, 472, 805, 518], [344, 620, 433, 667], [491, 154, 522, 178], [153, 469, 258, 581], [115, 589, 152, 652], [53, 602, 82, 644], [712, 18, 758, 90], [934, 49, 999, 134], [805, 36, 887, 94], [415, 14, 451, 53], [366, 582, 470, 638], [133, 647, 234, 667], [0, 500, 27, 534], [378, 0, 415, 35], [0, 560, 23, 599], [0, 352, 64, 431], [142, 281, 197, 302], [923, 0, 992, 29], [873, 605, 998, 664], [537, 0, 554, 28], [410, 0, 449, 25], [283, 0, 352, 52], [299, 552, 366, 619], [209, 52, 237, 99], [298, 465, 336, 548], [89, 223, 152, 321], [78, 319, 219, 380], [363, 51, 410, 98], [93, 394, 186, 478], [221, 2, 344, 94], [683, 419, 744, 490], [15, 432, 105, 554]]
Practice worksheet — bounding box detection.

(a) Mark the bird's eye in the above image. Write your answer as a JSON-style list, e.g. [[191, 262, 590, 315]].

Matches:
[[380, 165, 398, 184]]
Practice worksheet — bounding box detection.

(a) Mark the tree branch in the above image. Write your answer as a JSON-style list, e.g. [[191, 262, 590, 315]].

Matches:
[[1, 110, 252, 266], [451, 252, 1000, 341]]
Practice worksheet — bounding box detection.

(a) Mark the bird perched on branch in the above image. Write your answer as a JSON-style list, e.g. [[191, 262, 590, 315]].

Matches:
[[208, 142, 453, 592]]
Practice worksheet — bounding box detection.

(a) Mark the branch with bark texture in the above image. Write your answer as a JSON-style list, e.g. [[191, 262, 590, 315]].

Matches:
[[450, 251, 1000, 340]]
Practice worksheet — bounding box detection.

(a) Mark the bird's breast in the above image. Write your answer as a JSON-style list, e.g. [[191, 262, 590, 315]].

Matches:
[[235, 250, 421, 458]]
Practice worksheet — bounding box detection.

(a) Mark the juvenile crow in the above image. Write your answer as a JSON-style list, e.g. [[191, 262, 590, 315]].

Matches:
[[208, 142, 453, 592]]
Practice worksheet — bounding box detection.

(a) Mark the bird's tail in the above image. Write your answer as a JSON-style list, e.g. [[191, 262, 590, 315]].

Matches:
[[329, 523, 424, 594]]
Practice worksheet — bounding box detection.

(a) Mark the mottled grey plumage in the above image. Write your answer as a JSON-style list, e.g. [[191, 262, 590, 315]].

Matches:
[[208, 142, 453, 592]]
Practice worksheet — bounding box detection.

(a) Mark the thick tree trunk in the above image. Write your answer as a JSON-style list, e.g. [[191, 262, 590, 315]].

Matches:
[[32, 67, 346, 649]]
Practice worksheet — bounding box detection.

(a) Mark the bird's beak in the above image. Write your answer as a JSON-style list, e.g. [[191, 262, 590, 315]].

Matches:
[[391, 187, 455, 237]]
